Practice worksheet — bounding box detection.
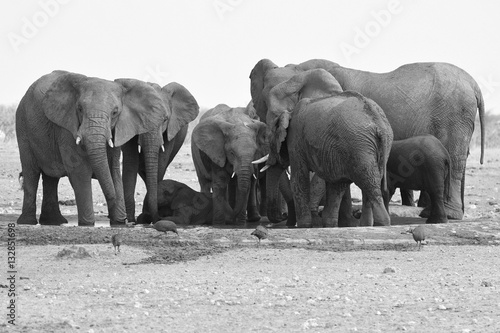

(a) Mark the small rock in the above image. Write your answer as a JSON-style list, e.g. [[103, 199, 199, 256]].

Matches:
[[383, 267, 396, 273], [437, 305, 447, 310], [481, 280, 493, 287]]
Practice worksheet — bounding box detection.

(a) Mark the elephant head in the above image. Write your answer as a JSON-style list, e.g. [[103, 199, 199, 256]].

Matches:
[[257, 69, 343, 222], [192, 107, 267, 222], [42, 71, 167, 221]]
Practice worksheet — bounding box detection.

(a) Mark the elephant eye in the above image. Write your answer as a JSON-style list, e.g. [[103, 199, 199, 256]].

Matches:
[[112, 107, 119, 117], [77, 104, 83, 113]]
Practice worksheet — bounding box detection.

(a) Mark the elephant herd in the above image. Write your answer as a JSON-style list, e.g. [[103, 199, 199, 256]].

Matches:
[[15, 58, 485, 228]]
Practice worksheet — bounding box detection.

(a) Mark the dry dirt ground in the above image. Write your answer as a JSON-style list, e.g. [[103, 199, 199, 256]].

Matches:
[[1, 143, 500, 332]]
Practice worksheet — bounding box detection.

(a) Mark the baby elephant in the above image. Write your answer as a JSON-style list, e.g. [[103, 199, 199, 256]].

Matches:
[[138, 179, 232, 225], [385, 135, 451, 224]]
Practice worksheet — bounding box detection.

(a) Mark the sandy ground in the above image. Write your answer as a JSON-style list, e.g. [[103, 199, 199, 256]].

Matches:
[[1, 143, 500, 332]]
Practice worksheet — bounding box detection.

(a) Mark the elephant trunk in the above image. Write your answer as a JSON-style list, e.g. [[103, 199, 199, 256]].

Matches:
[[232, 159, 253, 224], [266, 165, 286, 223], [142, 134, 160, 223], [85, 135, 117, 222]]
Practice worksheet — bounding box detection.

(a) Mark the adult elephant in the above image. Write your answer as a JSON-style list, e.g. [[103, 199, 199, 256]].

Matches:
[[120, 82, 199, 223], [263, 69, 393, 227], [251, 58, 485, 221], [191, 104, 267, 225], [16, 70, 166, 226]]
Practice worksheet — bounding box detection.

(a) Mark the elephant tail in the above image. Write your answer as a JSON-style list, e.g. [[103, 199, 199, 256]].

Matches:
[[474, 83, 485, 164]]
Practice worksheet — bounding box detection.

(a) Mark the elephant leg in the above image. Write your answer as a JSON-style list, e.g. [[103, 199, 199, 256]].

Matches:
[[258, 176, 267, 216], [289, 163, 312, 228], [212, 168, 231, 225], [108, 147, 127, 225], [68, 173, 95, 226], [121, 138, 139, 222], [247, 176, 261, 223], [279, 173, 296, 227], [359, 183, 391, 227], [17, 167, 40, 225], [309, 172, 325, 228], [400, 189, 415, 206], [322, 182, 348, 228], [417, 191, 430, 207], [39, 173, 68, 225], [338, 188, 358, 227], [418, 191, 432, 218], [445, 155, 467, 220], [425, 191, 449, 224], [359, 192, 374, 227]]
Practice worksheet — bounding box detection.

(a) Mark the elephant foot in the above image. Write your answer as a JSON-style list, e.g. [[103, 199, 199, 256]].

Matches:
[[311, 211, 323, 227], [40, 212, 68, 225], [323, 218, 338, 228], [445, 204, 464, 220], [296, 219, 313, 228], [286, 217, 296, 228], [339, 215, 359, 228], [247, 213, 261, 223], [17, 213, 38, 225], [78, 221, 95, 227], [136, 213, 154, 224], [419, 207, 430, 218], [426, 216, 448, 224]]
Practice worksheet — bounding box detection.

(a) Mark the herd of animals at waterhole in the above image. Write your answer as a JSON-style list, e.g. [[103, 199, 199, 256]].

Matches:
[[14, 58, 486, 251]]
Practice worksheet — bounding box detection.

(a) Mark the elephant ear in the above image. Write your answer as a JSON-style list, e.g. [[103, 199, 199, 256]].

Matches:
[[161, 82, 199, 141], [193, 118, 234, 167], [297, 69, 343, 98], [42, 71, 88, 138], [245, 100, 260, 120], [250, 59, 278, 121], [114, 79, 167, 147], [268, 110, 291, 165], [246, 120, 268, 156]]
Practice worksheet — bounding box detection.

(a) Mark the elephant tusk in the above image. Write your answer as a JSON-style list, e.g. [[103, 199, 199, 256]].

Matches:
[[76, 136, 81, 145], [260, 164, 270, 172], [108, 139, 114, 148], [253, 174, 257, 179], [138, 145, 141, 153], [161, 145, 165, 152], [232, 172, 235, 178], [252, 154, 269, 164]]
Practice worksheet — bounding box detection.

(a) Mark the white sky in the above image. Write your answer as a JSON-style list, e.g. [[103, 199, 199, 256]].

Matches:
[[1, 0, 500, 114]]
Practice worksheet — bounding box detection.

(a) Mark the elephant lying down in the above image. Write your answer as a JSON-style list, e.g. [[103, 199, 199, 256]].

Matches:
[[137, 179, 232, 225]]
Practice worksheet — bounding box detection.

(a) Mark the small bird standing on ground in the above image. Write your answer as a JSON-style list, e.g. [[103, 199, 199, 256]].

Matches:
[[152, 220, 179, 237], [406, 225, 426, 250], [111, 233, 122, 255], [251, 225, 268, 245]]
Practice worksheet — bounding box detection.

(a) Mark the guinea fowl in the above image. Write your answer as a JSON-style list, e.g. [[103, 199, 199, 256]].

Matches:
[[407, 225, 426, 250], [111, 233, 122, 254], [152, 220, 179, 237], [251, 225, 268, 245]]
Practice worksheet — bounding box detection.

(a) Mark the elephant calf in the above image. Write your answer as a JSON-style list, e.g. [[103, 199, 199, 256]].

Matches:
[[137, 179, 231, 225], [385, 135, 451, 224]]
